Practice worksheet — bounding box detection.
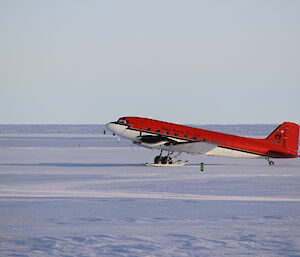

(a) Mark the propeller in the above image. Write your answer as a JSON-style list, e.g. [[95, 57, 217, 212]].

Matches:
[[103, 129, 115, 136]]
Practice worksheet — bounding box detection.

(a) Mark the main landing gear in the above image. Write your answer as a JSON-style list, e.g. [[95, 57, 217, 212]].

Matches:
[[154, 155, 172, 164], [154, 150, 175, 164], [148, 150, 188, 166], [265, 157, 275, 165]]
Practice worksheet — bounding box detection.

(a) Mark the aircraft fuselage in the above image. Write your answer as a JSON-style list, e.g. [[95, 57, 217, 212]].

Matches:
[[106, 117, 299, 159]]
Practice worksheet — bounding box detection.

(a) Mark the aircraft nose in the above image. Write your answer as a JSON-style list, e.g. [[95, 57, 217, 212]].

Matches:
[[105, 122, 126, 135], [105, 122, 117, 133]]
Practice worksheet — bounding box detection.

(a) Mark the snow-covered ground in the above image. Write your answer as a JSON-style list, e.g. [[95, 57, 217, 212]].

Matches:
[[0, 125, 299, 256]]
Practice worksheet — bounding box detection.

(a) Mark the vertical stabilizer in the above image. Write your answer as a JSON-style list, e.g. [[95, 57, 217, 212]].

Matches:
[[266, 122, 299, 156]]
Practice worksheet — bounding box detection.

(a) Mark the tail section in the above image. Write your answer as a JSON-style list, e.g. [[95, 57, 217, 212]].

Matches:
[[266, 122, 299, 157]]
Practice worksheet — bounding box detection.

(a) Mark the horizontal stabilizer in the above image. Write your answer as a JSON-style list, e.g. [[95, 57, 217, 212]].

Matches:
[[165, 141, 218, 154]]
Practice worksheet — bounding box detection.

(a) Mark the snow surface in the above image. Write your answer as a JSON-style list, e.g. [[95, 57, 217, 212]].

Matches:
[[0, 125, 300, 256]]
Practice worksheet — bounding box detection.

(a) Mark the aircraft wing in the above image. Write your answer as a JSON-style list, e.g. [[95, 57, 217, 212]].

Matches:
[[164, 141, 219, 154], [135, 135, 219, 154]]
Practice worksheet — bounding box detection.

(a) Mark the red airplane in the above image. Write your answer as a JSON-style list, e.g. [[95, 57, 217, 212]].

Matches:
[[106, 117, 299, 165]]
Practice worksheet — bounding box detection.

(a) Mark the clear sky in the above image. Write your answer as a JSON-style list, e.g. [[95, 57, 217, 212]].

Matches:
[[1, 0, 299, 124]]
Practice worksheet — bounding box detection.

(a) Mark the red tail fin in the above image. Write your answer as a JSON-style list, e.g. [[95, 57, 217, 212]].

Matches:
[[266, 122, 299, 156]]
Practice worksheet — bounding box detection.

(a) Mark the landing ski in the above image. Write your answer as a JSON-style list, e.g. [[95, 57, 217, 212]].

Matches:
[[145, 160, 188, 167]]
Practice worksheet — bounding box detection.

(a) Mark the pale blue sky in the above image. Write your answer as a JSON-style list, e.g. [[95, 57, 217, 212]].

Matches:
[[1, 0, 299, 124]]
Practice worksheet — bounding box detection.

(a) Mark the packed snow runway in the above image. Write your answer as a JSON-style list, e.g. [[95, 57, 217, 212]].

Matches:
[[0, 127, 300, 256]]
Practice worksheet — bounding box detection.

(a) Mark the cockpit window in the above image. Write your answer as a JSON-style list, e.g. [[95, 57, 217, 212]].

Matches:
[[116, 118, 128, 125]]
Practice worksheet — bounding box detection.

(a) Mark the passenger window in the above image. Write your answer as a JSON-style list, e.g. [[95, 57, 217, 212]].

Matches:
[[156, 130, 161, 132], [165, 131, 170, 135]]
